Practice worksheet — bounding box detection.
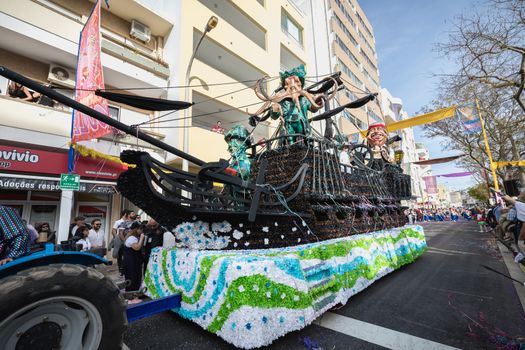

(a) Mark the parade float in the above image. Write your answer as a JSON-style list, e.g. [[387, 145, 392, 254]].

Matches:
[[0, 64, 427, 349]]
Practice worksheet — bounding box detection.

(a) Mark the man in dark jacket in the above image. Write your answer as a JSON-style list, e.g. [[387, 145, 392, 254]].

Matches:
[[143, 218, 164, 275]]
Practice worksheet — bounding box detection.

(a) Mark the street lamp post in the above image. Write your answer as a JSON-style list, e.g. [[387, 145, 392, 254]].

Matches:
[[182, 16, 218, 174]]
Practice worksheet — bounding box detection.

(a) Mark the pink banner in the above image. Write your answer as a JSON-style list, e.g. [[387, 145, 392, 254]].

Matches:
[[72, 0, 111, 143], [436, 171, 472, 178], [423, 175, 437, 194]]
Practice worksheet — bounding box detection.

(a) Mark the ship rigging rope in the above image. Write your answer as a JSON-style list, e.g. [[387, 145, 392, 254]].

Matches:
[[135, 101, 266, 128], [51, 72, 338, 92]]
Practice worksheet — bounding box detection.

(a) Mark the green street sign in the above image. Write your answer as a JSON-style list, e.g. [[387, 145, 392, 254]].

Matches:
[[60, 173, 80, 191]]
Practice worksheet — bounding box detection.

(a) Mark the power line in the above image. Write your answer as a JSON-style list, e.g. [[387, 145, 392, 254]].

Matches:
[[139, 100, 265, 127], [51, 77, 278, 92], [50, 73, 336, 92]]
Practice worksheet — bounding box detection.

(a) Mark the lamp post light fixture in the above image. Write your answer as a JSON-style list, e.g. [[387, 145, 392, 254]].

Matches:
[[182, 16, 219, 175], [394, 149, 404, 165]]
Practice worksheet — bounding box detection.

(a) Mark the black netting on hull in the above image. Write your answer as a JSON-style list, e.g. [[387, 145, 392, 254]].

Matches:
[[117, 144, 410, 250]]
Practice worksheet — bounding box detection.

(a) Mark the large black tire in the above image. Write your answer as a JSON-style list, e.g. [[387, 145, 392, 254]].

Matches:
[[0, 264, 127, 350]]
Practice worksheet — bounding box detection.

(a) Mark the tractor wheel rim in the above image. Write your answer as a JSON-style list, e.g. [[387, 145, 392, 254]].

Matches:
[[0, 296, 103, 350]]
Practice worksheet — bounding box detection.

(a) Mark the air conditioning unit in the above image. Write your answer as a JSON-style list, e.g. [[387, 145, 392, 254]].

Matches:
[[130, 19, 151, 43], [48, 65, 76, 88]]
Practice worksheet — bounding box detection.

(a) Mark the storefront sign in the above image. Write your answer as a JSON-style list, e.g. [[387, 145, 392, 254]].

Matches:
[[0, 145, 126, 180], [0, 176, 116, 194], [60, 173, 81, 191]]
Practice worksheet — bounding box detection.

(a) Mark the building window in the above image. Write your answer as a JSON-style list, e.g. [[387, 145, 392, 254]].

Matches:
[[281, 11, 303, 46], [360, 50, 378, 72], [333, 14, 358, 48], [362, 67, 379, 89], [337, 59, 363, 88], [356, 12, 374, 39], [345, 89, 358, 101], [334, 0, 356, 29], [367, 109, 383, 123], [108, 105, 120, 120], [335, 35, 359, 67], [343, 110, 365, 129]]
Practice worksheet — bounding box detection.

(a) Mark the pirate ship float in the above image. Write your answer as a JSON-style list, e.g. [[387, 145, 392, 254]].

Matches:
[[116, 65, 412, 250], [1, 66, 425, 349]]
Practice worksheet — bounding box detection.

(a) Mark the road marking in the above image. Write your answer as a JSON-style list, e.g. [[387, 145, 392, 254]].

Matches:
[[393, 315, 450, 334], [314, 312, 460, 350], [426, 287, 493, 299], [427, 247, 480, 256], [426, 250, 456, 256]]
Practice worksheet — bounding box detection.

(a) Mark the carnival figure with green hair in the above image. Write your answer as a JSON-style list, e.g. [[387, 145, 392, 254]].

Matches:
[[252, 64, 324, 143], [224, 124, 251, 182]]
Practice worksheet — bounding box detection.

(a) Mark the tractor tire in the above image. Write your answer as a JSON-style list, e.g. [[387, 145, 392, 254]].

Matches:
[[0, 264, 127, 350]]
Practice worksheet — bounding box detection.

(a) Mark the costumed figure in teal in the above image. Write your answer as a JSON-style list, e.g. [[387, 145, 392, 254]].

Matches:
[[252, 64, 324, 143], [225, 125, 251, 182]]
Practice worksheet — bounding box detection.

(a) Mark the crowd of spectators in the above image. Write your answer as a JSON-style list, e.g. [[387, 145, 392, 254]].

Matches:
[[405, 207, 490, 228], [405, 190, 525, 262], [492, 190, 525, 262], [110, 209, 169, 304]]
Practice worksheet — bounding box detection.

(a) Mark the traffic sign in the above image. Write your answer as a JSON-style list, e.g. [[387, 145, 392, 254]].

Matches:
[[60, 173, 80, 191]]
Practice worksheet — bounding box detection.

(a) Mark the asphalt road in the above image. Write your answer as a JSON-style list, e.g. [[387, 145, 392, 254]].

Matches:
[[123, 222, 525, 349]]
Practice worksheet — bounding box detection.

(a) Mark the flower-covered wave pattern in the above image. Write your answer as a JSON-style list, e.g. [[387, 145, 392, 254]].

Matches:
[[144, 225, 427, 349]]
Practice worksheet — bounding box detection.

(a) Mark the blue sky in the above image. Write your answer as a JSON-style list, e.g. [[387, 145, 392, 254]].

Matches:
[[359, 0, 480, 190]]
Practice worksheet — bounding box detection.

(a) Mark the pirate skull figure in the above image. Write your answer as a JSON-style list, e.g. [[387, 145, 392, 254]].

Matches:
[[366, 123, 392, 163]]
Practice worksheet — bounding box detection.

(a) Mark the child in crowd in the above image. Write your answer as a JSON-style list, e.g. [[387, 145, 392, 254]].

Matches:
[[74, 226, 92, 251]]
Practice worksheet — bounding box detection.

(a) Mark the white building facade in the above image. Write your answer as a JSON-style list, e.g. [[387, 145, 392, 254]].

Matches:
[[0, 0, 173, 242]]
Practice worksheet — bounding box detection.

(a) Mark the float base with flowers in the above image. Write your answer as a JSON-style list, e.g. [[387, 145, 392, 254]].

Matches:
[[144, 225, 427, 349]]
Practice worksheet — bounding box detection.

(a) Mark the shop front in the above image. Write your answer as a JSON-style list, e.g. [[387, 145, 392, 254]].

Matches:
[[0, 143, 126, 243]]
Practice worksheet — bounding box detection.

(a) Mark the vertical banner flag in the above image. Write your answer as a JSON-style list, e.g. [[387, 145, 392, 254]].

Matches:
[[72, 0, 111, 143], [422, 175, 438, 194], [456, 104, 482, 134]]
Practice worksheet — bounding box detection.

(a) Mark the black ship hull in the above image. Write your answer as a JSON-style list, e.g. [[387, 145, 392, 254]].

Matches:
[[118, 140, 411, 250]]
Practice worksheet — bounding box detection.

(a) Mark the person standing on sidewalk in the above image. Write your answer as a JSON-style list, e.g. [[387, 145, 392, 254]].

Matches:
[[88, 219, 106, 257], [143, 218, 164, 275], [68, 216, 86, 240], [493, 190, 525, 263], [112, 209, 131, 275], [123, 222, 145, 304]]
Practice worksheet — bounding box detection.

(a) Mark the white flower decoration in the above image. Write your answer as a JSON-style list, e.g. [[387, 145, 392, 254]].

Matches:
[[232, 230, 244, 240]]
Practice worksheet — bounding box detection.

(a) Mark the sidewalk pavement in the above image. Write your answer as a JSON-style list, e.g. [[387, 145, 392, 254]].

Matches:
[[497, 241, 525, 314]]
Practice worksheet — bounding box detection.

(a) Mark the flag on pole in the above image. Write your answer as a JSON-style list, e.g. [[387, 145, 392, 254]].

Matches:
[[422, 176, 438, 194], [456, 104, 482, 134], [72, 0, 111, 143]]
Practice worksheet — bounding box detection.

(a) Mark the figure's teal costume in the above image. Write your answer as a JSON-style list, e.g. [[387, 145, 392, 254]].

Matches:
[[274, 97, 312, 137]]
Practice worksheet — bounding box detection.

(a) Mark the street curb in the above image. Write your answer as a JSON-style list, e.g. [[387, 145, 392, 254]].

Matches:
[[497, 242, 525, 315]]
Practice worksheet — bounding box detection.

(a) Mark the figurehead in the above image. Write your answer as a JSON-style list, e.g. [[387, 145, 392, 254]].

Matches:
[[366, 123, 388, 148], [366, 123, 392, 164]]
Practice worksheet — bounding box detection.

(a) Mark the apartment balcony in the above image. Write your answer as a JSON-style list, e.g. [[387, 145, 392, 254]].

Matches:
[[0, 0, 169, 94], [188, 127, 229, 164], [0, 94, 166, 156]]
